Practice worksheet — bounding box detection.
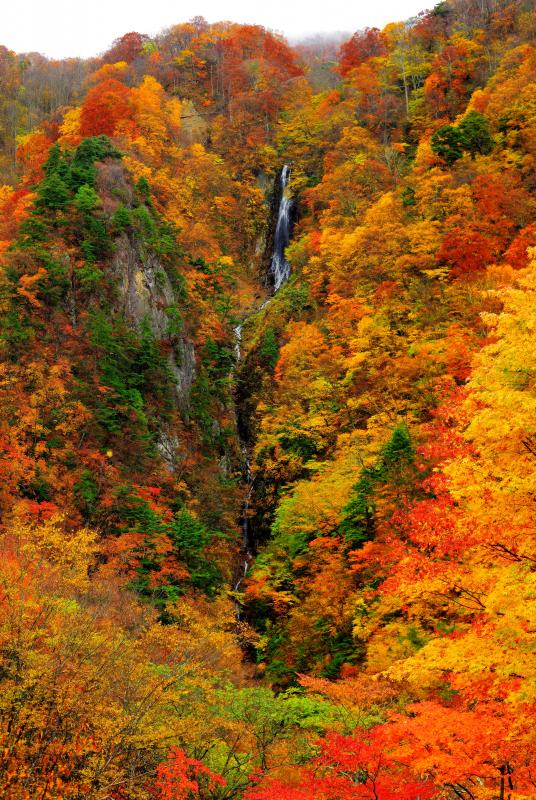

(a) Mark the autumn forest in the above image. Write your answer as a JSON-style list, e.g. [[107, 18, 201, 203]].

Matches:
[[0, 1, 535, 797]]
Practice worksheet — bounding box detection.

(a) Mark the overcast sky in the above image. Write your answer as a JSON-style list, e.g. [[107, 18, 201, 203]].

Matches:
[[2, 0, 429, 59]]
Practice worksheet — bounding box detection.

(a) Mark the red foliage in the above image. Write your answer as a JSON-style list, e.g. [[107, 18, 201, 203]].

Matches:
[[16, 133, 55, 185], [338, 28, 387, 77], [79, 79, 135, 138], [503, 222, 536, 268], [437, 227, 497, 276], [151, 747, 224, 800], [102, 31, 149, 64], [424, 41, 482, 117], [247, 729, 434, 800]]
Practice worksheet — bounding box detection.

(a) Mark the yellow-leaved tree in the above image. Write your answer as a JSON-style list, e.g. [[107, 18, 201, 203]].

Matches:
[[0, 513, 247, 799], [447, 247, 536, 563]]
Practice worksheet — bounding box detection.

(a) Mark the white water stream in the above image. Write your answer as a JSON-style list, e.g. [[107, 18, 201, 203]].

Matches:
[[270, 164, 292, 291], [233, 165, 293, 596]]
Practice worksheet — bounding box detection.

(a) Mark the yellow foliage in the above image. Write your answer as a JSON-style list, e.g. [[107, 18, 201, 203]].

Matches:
[[447, 248, 536, 557]]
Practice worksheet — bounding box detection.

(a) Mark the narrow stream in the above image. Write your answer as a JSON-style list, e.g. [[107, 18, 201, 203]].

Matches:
[[233, 165, 293, 597]]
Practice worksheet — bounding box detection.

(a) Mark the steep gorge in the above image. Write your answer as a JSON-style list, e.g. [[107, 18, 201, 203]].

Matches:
[[233, 164, 295, 591]]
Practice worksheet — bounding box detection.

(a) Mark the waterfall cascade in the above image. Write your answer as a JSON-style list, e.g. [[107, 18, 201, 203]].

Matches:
[[233, 165, 294, 595], [270, 164, 292, 291]]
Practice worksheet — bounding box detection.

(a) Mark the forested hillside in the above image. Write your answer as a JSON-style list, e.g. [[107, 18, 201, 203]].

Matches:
[[0, 2, 535, 798]]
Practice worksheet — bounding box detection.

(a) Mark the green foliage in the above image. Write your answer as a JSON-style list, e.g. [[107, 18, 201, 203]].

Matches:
[[8, 135, 188, 331], [401, 186, 416, 207], [14, 137, 122, 307], [68, 135, 121, 191], [340, 425, 415, 547], [431, 113, 493, 165], [168, 510, 223, 595], [113, 486, 223, 605], [458, 111, 494, 158], [258, 326, 279, 370], [129, 206, 185, 277], [202, 338, 235, 398], [380, 424, 415, 474], [43, 143, 69, 179], [320, 628, 361, 678], [21, 471, 53, 502], [398, 623, 428, 652], [136, 175, 151, 200], [0, 308, 32, 355], [389, 427, 416, 478], [87, 312, 173, 439], [217, 684, 340, 736], [339, 472, 376, 548], [76, 261, 105, 289], [432, 0, 450, 17], [279, 429, 319, 460], [195, 685, 345, 794], [285, 282, 312, 314], [18, 216, 48, 244], [132, 204, 156, 237], [431, 125, 465, 165], [73, 184, 100, 213], [112, 205, 132, 231], [190, 372, 215, 444], [31, 136, 120, 224], [164, 304, 184, 336], [36, 173, 70, 210], [152, 220, 184, 263], [190, 339, 236, 449], [74, 469, 101, 518], [36, 251, 70, 304]]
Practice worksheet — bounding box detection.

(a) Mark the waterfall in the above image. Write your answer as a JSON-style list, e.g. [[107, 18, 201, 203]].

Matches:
[[233, 164, 294, 600], [233, 323, 243, 361], [270, 165, 292, 291]]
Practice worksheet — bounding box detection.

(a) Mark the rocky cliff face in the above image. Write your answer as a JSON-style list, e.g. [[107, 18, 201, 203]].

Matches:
[[112, 232, 197, 410]]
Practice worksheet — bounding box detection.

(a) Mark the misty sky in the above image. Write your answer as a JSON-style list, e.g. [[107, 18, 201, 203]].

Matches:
[[3, 0, 429, 59]]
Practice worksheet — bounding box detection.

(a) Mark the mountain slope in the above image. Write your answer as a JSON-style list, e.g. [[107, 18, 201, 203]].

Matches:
[[0, 3, 535, 798]]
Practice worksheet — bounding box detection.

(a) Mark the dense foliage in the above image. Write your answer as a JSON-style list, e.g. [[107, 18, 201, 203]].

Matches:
[[0, 1, 535, 798]]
